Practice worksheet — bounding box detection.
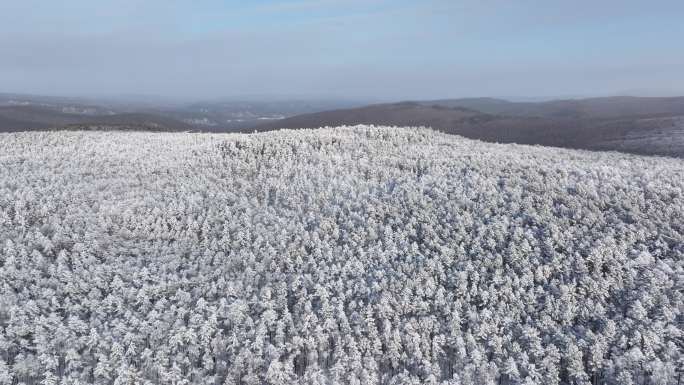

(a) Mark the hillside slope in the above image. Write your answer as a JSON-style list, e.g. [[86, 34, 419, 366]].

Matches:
[[422, 96, 684, 119], [256, 102, 494, 130], [257, 97, 684, 158], [0, 126, 682, 384]]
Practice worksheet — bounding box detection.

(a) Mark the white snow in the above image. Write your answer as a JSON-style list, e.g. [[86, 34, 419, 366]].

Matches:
[[0, 126, 682, 384]]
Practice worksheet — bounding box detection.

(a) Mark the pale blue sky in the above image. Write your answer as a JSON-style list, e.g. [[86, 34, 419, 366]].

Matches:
[[1, 0, 683, 100]]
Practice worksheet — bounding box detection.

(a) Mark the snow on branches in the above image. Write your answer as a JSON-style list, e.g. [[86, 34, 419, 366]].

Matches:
[[0, 126, 682, 385]]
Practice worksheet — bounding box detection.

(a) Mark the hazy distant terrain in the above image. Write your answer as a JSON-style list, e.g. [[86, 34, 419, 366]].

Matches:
[[259, 96, 684, 158], [4, 93, 684, 157], [0, 93, 364, 132], [157, 100, 366, 131], [0, 105, 193, 132], [421, 96, 684, 119], [1, 126, 681, 384]]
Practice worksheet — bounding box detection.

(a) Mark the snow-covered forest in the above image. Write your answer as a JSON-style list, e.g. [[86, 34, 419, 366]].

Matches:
[[0, 126, 682, 385]]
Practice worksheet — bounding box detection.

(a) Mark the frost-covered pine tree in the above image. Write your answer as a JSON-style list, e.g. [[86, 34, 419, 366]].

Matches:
[[0, 126, 682, 384]]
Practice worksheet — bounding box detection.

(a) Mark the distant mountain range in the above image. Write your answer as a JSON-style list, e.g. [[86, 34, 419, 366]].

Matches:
[[2, 93, 684, 157], [257, 97, 684, 158]]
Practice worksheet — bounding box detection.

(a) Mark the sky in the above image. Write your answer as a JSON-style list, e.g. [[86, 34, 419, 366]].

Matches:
[[1, 0, 683, 101]]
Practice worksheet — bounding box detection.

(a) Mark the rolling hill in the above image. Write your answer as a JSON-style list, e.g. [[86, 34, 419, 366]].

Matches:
[[4, 94, 684, 158], [255, 102, 497, 131], [420, 96, 684, 119], [0, 105, 192, 132], [0, 93, 366, 133], [256, 97, 684, 158], [1, 126, 681, 384]]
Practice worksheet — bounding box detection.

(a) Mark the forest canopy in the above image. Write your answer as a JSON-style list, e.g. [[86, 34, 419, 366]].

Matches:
[[0, 126, 682, 385]]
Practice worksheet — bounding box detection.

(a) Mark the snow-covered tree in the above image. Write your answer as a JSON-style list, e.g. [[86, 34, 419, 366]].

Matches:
[[0, 126, 681, 384]]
